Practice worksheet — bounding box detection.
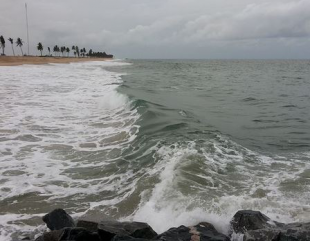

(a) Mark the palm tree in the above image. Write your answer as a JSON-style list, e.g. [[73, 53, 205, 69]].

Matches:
[[48, 47, 51, 56], [60, 46, 66, 57], [66, 47, 70, 57], [83, 48, 86, 57], [16, 38, 24, 55], [75, 46, 80, 57], [53, 45, 59, 56], [72, 46, 76, 57], [8, 38, 15, 56], [37, 42, 43, 56], [0, 35, 5, 55]]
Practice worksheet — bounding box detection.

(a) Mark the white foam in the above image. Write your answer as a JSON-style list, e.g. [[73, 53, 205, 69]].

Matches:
[[0, 61, 139, 239], [127, 139, 310, 236]]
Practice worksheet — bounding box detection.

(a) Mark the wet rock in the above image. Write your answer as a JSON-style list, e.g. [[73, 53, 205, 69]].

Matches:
[[76, 212, 112, 232], [111, 235, 157, 241], [42, 209, 75, 231], [59, 227, 100, 241], [21, 237, 31, 240], [35, 228, 100, 241], [157, 222, 230, 241], [34, 230, 64, 241], [98, 221, 157, 240], [230, 210, 272, 233], [231, 210, 310, 241], [77, 218, 99, 233]]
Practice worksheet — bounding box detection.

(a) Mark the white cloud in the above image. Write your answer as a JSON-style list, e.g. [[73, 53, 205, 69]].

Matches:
[[110, 0, 310, 46]]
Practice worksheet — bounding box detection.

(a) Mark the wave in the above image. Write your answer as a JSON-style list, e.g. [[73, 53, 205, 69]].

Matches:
[[0, 60, 140, 239], [124, 137, 310, 235]]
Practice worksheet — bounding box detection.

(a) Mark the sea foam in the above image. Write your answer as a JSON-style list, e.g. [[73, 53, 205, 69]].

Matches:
[[0, 60, 139, 240]]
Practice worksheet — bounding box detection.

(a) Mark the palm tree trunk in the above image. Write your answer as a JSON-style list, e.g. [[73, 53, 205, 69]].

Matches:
[[20, 47, 23, 56], [11, 44, 15, 56]]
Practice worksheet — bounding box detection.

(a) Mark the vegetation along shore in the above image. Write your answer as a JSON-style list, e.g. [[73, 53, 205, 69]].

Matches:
[[0, 34, 113, 66]]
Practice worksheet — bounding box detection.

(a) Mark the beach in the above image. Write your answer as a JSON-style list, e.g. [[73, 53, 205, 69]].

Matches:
[[0, 56, 109, 66]]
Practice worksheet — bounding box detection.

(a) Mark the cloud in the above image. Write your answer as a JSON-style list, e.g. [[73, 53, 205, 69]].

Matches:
[[108, 0, 310, 46], [1, 0, 310, 58]]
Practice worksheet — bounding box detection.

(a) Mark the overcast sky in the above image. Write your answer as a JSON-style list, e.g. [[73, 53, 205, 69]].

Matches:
[[1, 0, 310, 59]]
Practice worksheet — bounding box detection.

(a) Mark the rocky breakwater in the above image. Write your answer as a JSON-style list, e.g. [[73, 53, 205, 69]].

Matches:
[[230, 210, 310, 240], [22, 209, 309, 241]]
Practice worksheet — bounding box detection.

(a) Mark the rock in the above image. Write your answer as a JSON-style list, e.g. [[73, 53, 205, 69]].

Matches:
[[35, 228, 100, 241], [59, 227, 100, 241], [77, 218, 99, 233], [230, 210, 272, 234], [98, 221, 157, 241], [34, 230, 64, 241], [112, 235, 157, 241], [157, 222, 230, 241], [157, 225, 191, 241], [231, 210, 310, 241], [76, 212, 114, 232], [21, 237, 31, 240], [42, 209, 75, 231]]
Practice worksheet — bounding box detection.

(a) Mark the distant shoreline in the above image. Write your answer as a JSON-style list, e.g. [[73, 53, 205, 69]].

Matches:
[[0, 56, 111, 66]]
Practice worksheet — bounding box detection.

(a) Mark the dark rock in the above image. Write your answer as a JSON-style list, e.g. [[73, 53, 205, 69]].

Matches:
[[231, 210, 272, 233], [112, 235, 157, 241], [231, 210, 310, 241], [76, 212, 116, 233], [42, 209, 75, 231], [77, 219, 99, 233], [98, 221, 157, 241], [60, 227, 100, 241], [157, 225, 191, 241], [34, 230, 64, 241], [157, 222, 230, 241], [35, 228, 99, 241]]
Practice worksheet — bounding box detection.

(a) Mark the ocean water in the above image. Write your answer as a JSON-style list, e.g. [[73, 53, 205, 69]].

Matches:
[[0, 59, 310, 240]]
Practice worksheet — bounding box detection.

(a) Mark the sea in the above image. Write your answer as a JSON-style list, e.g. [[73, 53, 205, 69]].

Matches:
[[0, 59, 310, 240]]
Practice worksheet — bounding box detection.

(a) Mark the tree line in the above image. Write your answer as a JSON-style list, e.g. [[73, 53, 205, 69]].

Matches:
[[0, 35, 113, 58], [0, 35, 24, 56]]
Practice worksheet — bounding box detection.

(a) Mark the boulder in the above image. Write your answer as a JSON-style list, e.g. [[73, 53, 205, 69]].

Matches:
[[59, 227, 100, 241], [42, 209, 75, 231], [231, 210, 310, 241], [34, 230, 64, 241], [21, 237, 31, 240], [230, 210, 272, 233], [35, 228, 100, 241], [77, 218, 99, 233], [111, 235, 157, 241], [157, 222, 230, 241], [76, 213, 114, 232], [98, 221, 157, 241]]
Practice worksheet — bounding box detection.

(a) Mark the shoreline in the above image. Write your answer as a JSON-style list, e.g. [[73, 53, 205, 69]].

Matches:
[[0, 56, 111, 66], [15, 208, 310, 241]]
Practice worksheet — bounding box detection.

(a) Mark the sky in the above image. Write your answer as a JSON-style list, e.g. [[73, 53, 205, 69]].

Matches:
[[0, 0, 310, 59]]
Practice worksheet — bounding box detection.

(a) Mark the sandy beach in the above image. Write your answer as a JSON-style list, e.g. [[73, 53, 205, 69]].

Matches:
[[0, 56, 110, 66]]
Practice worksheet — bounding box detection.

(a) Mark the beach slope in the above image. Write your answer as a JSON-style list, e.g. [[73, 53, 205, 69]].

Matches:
[[0, 56, 110, 66]]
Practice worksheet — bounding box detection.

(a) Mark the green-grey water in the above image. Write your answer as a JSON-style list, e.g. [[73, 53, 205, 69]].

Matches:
[[0, 60, 310, 240]]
